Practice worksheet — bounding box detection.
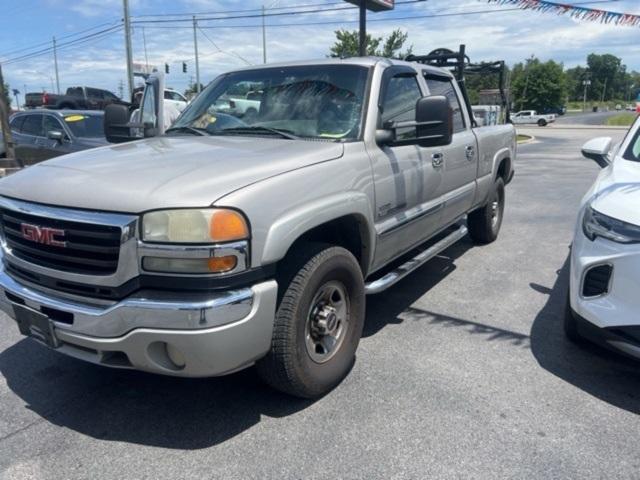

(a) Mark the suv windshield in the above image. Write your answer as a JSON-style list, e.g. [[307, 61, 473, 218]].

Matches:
[[172, 65, 370, 140]]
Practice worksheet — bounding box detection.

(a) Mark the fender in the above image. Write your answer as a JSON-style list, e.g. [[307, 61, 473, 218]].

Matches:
[[492, 146, 512, 181], [261, 191, 376, 272]]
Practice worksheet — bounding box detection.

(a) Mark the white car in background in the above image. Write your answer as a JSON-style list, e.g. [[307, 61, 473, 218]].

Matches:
[[565, 118, 640, 359], [511, 110, 556, 127], [163, 88, 188, 112]]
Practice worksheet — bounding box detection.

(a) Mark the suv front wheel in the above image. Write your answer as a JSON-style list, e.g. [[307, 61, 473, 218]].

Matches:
[[256, 245, 365, 398]]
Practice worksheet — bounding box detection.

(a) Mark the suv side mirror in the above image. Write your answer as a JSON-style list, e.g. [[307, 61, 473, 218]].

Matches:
[[47, 130, 64, 142], [104, 104, 137, 143], [581, 136, 612, 168], [415, 95, 453, 148]]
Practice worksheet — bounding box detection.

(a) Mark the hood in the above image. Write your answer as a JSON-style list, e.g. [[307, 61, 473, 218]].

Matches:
[[591, 159, 640, 226], [0, 135, 343, 213]]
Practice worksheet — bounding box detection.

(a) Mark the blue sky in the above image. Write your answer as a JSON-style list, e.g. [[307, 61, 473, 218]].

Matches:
[[1, 0, 640, 107]]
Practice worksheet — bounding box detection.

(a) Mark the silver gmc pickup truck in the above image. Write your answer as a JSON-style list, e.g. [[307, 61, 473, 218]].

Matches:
[[0, 56, 515, 398]]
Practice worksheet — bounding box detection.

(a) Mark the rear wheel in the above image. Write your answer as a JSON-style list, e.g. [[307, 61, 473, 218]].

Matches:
[[468, 177, 505, 244], [537, 118, 547, 127], [256, 245, 365, 398]]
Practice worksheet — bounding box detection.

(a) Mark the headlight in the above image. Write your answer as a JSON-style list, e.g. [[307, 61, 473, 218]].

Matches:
[[582, 206, 640, 244], [142, 208, 249, 243]]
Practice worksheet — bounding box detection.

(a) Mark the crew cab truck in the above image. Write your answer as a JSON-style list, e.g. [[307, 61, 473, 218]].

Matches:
[[25, 87, 126, 111], [0, 57, 515, 398], [510, 110, 556, 127]]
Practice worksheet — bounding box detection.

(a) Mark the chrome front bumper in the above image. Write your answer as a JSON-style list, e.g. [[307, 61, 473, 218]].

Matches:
[[0, 266, 278, 377]]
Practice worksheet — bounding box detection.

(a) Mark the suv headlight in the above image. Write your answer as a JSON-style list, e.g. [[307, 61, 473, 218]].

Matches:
[[582, 206, 640, 244], [142, 208, 249, 243]]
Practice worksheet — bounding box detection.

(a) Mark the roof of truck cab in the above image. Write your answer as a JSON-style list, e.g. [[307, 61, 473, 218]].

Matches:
[[225, 56, 454, 78]]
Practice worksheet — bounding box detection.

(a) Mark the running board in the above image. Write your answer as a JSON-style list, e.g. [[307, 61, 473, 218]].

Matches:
[[364, 225, 468, 295]]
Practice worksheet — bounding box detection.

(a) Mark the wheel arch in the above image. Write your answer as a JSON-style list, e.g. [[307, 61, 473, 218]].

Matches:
[[261, 192, 375, 277]]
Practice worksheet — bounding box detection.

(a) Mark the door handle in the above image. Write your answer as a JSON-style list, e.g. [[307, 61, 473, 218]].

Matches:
[[465, 145, 475, 159], [432, 152, 444, 168]]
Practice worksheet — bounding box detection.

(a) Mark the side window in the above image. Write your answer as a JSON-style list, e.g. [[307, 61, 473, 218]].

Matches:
[[44, 115, 65, 135], [10, 116, 25, 133], [86, 88, 103, 99], [67, 87, 83, 97], [381, 75, 422, 140], [21, 115, 44, 137], [424, 77, 466, 133]]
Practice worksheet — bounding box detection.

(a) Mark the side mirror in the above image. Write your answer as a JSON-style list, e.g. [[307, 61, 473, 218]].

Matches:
[[104, 104, 138, 143], [47, 130, 64, 142], [375, 95, 453, 148], [581, 136, 612, 168], [415, 95, 452, 148]]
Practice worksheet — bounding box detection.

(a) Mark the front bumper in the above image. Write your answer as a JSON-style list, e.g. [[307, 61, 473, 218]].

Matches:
[[0, 265, 278, 377], [570, 225, 640, 357]]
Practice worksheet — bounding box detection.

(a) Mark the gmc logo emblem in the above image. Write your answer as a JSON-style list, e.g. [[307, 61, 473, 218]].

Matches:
[[20, 223, 67, 248]]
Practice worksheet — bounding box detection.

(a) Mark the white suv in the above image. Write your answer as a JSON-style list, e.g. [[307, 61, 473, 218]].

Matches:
[[566, 118, 640, 358]]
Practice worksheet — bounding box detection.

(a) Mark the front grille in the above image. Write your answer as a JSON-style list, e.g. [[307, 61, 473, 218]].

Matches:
[[0, 208, 121, 275], [582, 264, 612, 297]]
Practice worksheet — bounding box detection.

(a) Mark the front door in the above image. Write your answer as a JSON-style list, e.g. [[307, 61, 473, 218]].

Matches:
[[368, 67, 445, 270]]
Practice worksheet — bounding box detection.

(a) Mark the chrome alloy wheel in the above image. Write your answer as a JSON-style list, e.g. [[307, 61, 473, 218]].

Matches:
[[490, 189, 502, 229], [305, 280, 350, 364]]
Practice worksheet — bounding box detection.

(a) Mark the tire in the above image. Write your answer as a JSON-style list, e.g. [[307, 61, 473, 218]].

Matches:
[[468, 177, 505, 244], [564, 291, 582, 343], [256, 244, 365, 398], [537, 119, 547, 127]]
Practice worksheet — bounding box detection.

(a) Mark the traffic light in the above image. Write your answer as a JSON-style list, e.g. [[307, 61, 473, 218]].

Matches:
[[182, 62, 187, 73], [165, 63, 169, 74]]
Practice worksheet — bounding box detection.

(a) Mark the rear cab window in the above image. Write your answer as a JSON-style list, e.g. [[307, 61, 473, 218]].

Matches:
[[424, 75, 466, 133]]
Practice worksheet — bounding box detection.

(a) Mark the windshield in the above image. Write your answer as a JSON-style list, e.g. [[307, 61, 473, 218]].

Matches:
[[623, 117, 640, 162], [63, 114, 104, 138], [172, 64, 370, 140]]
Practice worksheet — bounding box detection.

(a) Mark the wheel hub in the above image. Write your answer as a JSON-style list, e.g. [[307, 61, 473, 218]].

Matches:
[[305, 281, 350, 364]]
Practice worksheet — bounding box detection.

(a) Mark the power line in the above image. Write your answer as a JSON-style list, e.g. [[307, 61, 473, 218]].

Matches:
[[2, 26, 123, 66]]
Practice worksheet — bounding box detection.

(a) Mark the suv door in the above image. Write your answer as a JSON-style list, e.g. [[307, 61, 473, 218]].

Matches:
[[368, 66, 445, 269], [424, 74, 478, 225], [38, 114, 73, 160]]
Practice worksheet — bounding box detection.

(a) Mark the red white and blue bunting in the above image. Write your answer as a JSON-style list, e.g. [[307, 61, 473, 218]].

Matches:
[[486, 0, 640, 27]]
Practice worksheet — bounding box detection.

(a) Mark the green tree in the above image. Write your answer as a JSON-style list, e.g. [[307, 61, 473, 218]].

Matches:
[[586, 53, 627, 101], [511, 57, 567, 111], [329, 28, 412, 58], [183, 82, 204, 100]]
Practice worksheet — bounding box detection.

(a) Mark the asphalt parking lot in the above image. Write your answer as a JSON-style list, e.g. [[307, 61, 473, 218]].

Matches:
[[1, 125, 638, 479]]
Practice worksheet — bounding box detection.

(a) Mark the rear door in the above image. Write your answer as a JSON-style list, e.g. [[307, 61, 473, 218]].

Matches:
[[16, 114, 45, 165], [424, 73, 478, 225]]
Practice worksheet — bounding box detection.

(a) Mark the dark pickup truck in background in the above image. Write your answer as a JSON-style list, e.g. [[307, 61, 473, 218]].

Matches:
[[25, 86, 127, 110]]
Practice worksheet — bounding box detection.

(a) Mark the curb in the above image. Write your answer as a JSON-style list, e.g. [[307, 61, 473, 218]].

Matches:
[[517, 134, 535, 145]]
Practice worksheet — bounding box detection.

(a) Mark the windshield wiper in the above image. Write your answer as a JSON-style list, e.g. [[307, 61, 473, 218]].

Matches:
[[165, 126, 208, 136], [218, 126, 299, 140]]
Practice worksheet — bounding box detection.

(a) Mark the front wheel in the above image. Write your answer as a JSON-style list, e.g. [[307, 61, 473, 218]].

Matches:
[[256, 245, 365, 398], [468, 177, 505, 244]]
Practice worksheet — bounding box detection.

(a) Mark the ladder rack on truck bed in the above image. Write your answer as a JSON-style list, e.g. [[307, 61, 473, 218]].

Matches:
[[406, 44, 510, 125]]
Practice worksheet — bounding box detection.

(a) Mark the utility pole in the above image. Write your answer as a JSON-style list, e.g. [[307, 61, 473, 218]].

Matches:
[[520, 54, 534, 111], [192, 16, 201, 94], [583, 77, 591, 113], [600, 77, 608, 104], [52, 36, 60, 94], [262, 5, 267, 64], [359, 2, 367, 56], [142, 27, 149, 70], [0, 63, 17, 165], [123, 0, 135, 98]]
